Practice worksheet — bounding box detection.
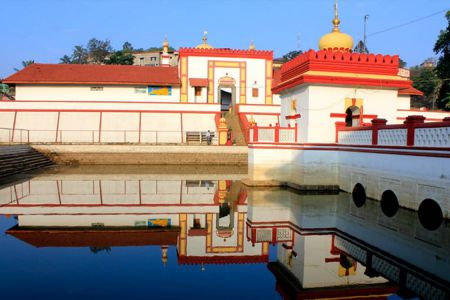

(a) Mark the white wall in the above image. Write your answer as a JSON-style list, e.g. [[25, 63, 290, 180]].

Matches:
[[279, 85, 309, 142], [187, 56, 268, 104], [15, 84, 181, 102]]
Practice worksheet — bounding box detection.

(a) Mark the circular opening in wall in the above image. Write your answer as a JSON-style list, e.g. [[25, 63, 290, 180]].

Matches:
[[418, 199, 443, 231], [380, 190, 399, 217], [352, 183, 366, 207]]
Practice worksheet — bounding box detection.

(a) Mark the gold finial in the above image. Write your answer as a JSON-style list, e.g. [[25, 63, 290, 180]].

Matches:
[[163, 35, 169, 53], [249, 40, 255, 50], [202, 31, 208, 45], [332, 0, 341, 32], [196, 31, 214, 49]]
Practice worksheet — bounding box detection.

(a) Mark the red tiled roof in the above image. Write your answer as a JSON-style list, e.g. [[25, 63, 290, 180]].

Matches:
[[2, 63, 180, 86], [6, 227, 179, 247], [398, 86, 424, 96], [189, 78, 208, 87]]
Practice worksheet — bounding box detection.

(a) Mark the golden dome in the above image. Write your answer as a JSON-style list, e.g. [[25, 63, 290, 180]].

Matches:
[[196, 31, 214, 49], [318, 0, 354, 52]]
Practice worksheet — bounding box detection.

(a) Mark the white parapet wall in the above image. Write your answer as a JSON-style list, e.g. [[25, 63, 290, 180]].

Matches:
[[0, 101, 220, 144], [248, 143, 450, 218]]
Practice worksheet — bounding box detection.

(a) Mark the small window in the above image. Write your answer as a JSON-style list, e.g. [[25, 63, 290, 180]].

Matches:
[[90, 86, 103, 91], [195, 87, 202, 96], [135, 87, 146, 94], [252, 87, 259, 97], [150, 57, 157, 61]]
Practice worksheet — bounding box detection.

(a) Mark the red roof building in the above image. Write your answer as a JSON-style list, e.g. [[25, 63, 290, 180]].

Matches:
[[2, 63, 180, 86]]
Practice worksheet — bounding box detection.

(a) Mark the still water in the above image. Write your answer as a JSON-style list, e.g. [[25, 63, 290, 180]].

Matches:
[[0, 166, 448, 300]]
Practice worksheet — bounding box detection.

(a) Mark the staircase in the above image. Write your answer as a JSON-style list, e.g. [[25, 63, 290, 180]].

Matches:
[[0, 145, 54, 179], [223, 111, 247, 146]]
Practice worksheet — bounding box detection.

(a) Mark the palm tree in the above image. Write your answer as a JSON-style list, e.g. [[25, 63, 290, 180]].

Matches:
[[13, 60, 35, 72]]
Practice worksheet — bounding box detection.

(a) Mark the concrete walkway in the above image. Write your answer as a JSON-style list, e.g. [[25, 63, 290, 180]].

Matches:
[[33, 145, 248, 165]]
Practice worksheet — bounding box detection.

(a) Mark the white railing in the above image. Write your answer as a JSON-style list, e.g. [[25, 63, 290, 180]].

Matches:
[[378, 129, 407, 146], [248, 124, 297, 143], [338, 130, 372, 145], [0, 128, 218, 145], [336, 116, 450, 147]]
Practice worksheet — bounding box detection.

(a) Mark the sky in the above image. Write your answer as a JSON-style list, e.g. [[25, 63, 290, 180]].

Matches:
[[0, 0, 449, 78]]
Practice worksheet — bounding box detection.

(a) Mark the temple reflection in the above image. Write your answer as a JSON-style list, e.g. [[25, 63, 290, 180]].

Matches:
[[0, 169, 448, 300]]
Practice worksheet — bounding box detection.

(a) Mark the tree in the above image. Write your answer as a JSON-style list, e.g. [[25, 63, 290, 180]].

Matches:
[[87, 38, 113, 64], [13, 60, 35, 72], [410, 61, 440, 109], [145, 46, 175, 52], [59, 55, 72, 64], [399, 58, 407, 68], [122, 41, 134, 53], [71, 45, 89, 64], [434, 10, 450, 110], [105, 50, 134, 65], [0, 83, 14, 100], [354, 40, 369, 54], [281, 50, 303, 62]]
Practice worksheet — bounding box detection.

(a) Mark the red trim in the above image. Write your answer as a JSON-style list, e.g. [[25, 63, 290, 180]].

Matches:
[[177, 255, 269, 265], [3, 203, 223, 208], [330, 112, 377, 119], [55, 111, 60, 142], [397, 117, 443, 121], [10, 81, 180, 86], [274, 74, 410, 94], [189, 78, 208, 87], [179, 48, 273, 60], [397, 108, 450, 114], [188, 228, 208, 236], [0, 109, 219, 114], [9, 100, 220, 105], [11, 111, 17, 142], [285, 114, 301, 120], [236, 103, 280, 107]]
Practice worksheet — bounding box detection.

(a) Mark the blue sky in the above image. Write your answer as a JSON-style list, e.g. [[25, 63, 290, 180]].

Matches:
[[1, 0, 449, 77]]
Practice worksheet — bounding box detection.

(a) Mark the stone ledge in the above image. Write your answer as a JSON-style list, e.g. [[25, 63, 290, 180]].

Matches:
[[241, 178, 339, 193]]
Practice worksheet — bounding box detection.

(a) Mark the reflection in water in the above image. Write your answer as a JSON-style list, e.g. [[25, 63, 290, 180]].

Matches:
[[0, 167, 448, 299]]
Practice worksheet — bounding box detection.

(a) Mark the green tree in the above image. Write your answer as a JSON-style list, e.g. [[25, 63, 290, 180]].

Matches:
[[71, 45, 89, 64], [399, 58, 407, 68], [410, 62, 440, 109], [13, 60, 35, 72], [281, 50, 303, 62], [122, 41, 134, 53], [354, 40, 369, 54], [87, 38, 113, 64], [59, 55, 72, 64], [0, 83, 14, 100], [434, 10, 450, 110], [105, 50, 134, 65]]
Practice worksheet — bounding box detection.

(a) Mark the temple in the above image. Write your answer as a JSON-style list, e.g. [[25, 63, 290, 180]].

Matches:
[[1, 5, 448, 145]]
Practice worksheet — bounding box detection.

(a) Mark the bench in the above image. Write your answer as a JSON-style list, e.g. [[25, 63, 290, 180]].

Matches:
[[186, 131, 215, 144]]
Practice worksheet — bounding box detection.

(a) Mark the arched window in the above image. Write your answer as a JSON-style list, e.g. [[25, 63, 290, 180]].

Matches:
[[345, 105, 361, 127]]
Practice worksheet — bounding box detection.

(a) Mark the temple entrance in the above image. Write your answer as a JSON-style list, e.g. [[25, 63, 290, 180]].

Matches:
[[345, 105, 361, 127], [218, 75, 237, 113]]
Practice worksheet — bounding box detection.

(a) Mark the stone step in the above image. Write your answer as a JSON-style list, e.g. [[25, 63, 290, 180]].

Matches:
[[224, 112, 247, 146], [0, 145, 54, 179]]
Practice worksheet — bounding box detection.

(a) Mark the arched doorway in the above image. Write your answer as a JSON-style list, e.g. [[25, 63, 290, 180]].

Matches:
[[217, 75, 236, 113], [345, 105, 361, 127]]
